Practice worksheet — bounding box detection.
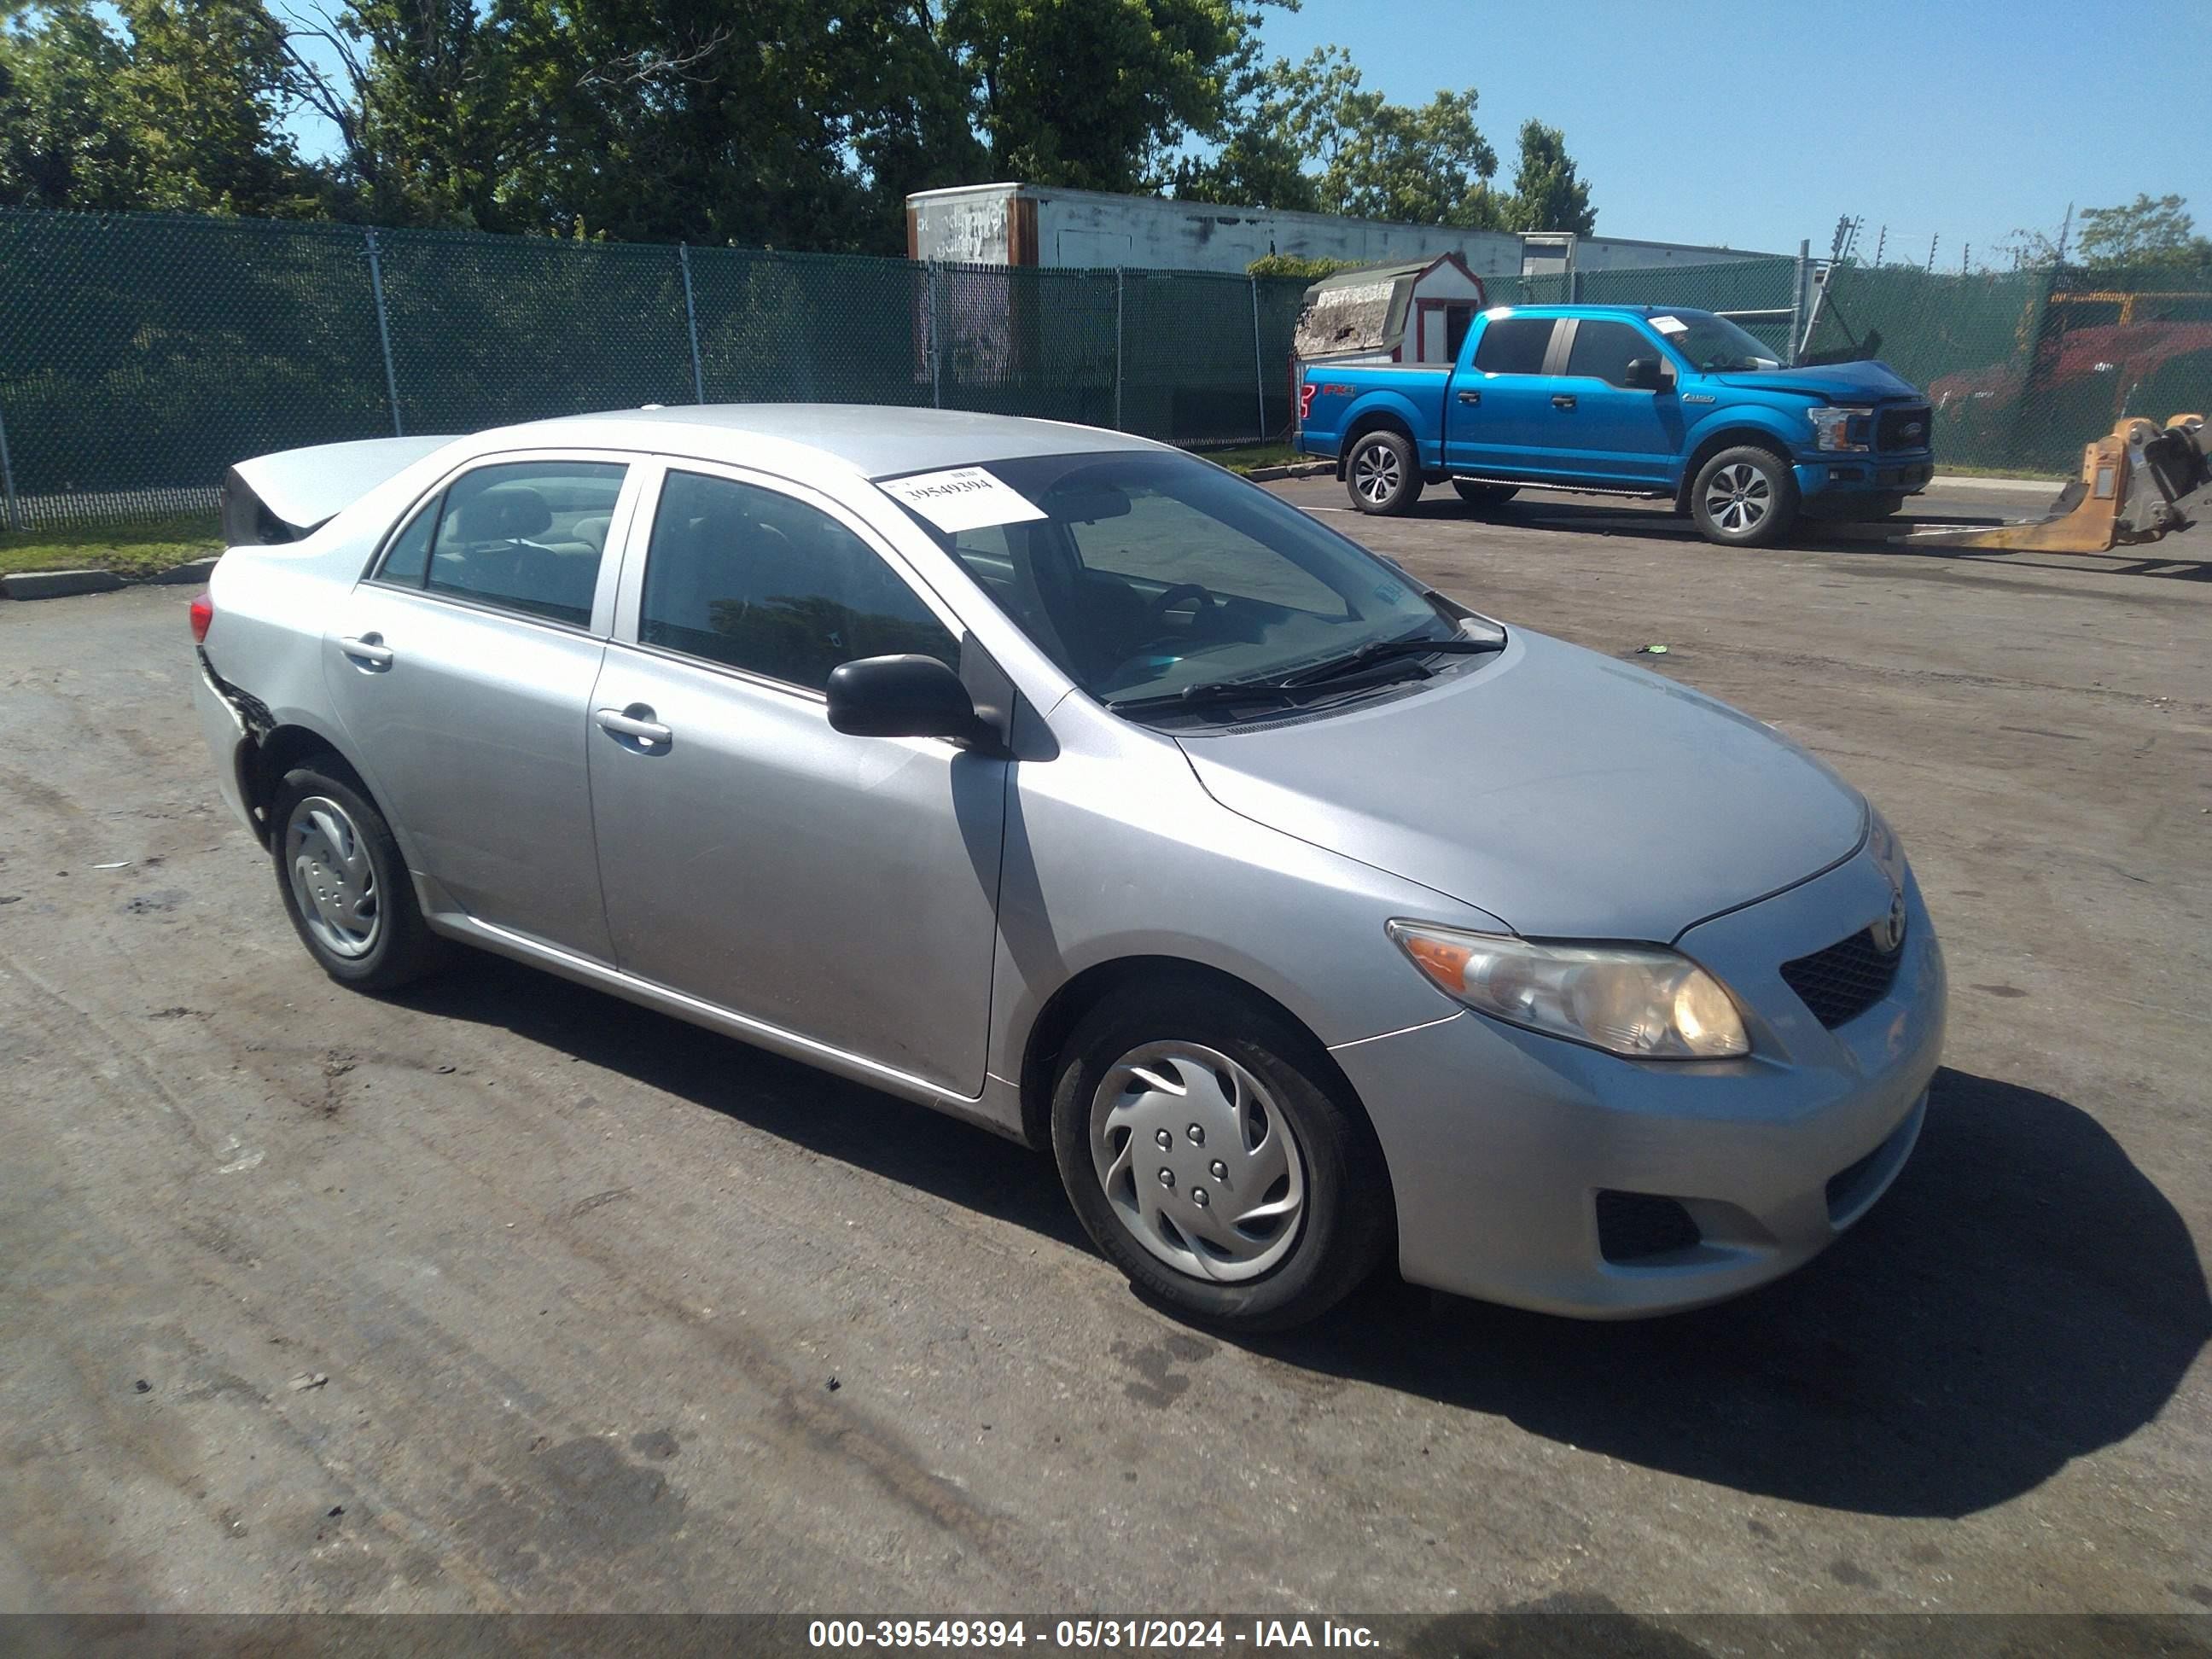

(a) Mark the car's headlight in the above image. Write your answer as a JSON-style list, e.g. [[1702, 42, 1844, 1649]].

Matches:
[[1386, 922, 1749, 1060], [1807, 405, 1872, 451]]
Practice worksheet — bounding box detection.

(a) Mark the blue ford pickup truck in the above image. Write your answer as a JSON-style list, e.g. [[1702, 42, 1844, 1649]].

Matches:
[[1295, 305, 1935, 546]]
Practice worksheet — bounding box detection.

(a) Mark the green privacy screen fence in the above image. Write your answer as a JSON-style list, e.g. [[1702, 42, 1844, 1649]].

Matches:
[[0, 209, 1309, 528], [1, 207, 2207, 528]]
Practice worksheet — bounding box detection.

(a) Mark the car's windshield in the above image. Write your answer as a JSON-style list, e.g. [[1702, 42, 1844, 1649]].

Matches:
[[881, 451, 1459, 707], [1658, 312, 1784, 373]]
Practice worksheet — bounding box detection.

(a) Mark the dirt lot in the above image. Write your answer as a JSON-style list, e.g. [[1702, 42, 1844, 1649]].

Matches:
[[2, 480, 2208, 1619]]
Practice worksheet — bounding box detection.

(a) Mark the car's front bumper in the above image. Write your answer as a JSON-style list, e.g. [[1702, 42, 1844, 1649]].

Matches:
[[1331, 846, 1947, 1318], [1794, 456, 1935, 498]]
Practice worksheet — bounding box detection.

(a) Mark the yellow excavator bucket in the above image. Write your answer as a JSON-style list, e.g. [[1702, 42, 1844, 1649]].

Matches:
[[1899, 413, 2209, 552]]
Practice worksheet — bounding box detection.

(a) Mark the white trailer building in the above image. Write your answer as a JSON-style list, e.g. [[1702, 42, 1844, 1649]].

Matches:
[[905, 183, 1778, 277]]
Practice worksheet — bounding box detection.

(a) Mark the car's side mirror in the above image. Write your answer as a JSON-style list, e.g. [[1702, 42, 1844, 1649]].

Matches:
[[826, 654, 994, 748], [1623, 357, 1667, 391]]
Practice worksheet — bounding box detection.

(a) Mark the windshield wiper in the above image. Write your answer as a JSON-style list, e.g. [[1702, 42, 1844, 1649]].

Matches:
[[1104, 678, 1301, 714], [1273, 633, 1505, 690]]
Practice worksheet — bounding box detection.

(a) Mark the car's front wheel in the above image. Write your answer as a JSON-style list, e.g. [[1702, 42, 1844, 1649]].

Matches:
[[1691, 445, 1799, 546], [1344, 430, 1423, 515], [271, 758, 448, 992], [1050, 981, 1391, 1330]]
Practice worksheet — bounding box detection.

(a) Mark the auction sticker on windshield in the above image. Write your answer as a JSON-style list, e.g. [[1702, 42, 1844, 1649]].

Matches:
[[881, 467, 1048, 533], [1650, 315, 1687, 335]]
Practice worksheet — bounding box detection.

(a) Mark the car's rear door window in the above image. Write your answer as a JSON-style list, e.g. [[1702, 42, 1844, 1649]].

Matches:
[[637, 469, 958, 692], [416, 460, 626, 626], [1471, 316, 1556, 375]]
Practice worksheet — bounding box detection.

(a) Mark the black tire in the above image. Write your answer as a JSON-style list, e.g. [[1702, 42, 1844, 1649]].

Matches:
[[1451, 480, 1518, 511], [1690, 445, 1799, 547], [271, 757, 449, 993], [1050, 979, 1392, 1331], [1344, 429, 1423, 515]]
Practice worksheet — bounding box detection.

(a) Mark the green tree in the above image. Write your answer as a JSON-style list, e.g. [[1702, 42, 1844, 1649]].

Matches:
[[2075, 194, 2212, 270], [1501, 118, 1592, 236], [943, 0, 1268, 195], [0, 0, 318, 214], [1177, 46, 1511, 228]]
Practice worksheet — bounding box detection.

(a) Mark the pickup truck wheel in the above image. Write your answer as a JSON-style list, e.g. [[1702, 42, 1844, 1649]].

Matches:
[[1451, 480, 1518, 512], [1346, 431, 1423, 515], [1691, 446, 1799, 547]]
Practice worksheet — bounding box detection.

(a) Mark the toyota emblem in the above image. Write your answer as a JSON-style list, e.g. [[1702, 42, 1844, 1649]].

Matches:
[[1871, 892, 1907, 955]]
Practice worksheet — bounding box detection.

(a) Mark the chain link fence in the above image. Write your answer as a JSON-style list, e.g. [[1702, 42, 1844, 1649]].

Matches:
[[0, 208, 1309, 530], [3, 206, 2209, 531]]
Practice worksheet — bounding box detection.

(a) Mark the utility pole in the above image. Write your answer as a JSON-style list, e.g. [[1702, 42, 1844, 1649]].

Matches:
[[2055, 202, 2074, 265], [1926, 233, 1938, 273], [1873, 224, 1887, 265], [1962, 242, 1970, 275]]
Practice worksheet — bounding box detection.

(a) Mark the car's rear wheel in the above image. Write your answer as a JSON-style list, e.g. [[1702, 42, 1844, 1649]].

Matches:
[[271, 759, 447, 992], [1691, 445, 1799, 547], [1345, 430, 1423, 515], [1451, 480, 1518, 511], [1049, 981, 1390, 1330]]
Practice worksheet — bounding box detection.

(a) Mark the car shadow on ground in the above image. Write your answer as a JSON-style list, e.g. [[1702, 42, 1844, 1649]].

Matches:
[[1253, 1065, 2211, 1518], [396, 961, 2206, 1519]]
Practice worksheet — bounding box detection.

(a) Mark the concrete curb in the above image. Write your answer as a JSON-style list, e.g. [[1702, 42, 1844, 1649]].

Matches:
[[141, 556, 220, 587], [1, 568, 126, 601], [1930, 474, 2064, 494], [0, 553, 218, 602], [1242, 462, 1333, 481]]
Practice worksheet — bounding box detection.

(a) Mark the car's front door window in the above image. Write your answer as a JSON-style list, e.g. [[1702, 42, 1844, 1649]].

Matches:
[[638, 469, 959, 691], [1564, 319, 1662, 387]]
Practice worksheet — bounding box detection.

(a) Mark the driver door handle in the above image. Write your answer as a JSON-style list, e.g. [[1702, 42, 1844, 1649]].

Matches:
[[1551, 393, 1577, 410], [1457, 389, 1480, 405], [338, 633, 393, 669], [594, 706, 672, 748]]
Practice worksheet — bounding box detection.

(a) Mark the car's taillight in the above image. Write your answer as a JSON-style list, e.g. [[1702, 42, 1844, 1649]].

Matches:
[[189, 591, 213, 643]]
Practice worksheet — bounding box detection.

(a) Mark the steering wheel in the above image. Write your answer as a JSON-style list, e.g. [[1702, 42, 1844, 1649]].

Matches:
[[1141, 583, 1218, 632]]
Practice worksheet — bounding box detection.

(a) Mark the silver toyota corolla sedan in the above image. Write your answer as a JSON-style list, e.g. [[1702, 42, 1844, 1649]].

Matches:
[[191, 405, 1945, 1330]]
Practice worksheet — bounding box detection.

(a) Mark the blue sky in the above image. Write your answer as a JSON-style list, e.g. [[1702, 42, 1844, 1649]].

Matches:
[[1254, 0, 2212, 263]]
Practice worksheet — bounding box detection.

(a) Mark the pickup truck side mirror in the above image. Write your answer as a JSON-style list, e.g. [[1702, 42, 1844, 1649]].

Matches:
[[1622, 357, 1668, 392]]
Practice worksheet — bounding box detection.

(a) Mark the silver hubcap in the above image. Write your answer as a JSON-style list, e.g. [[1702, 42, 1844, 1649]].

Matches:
[[286, 795, 380, 959], [1089, 1042, 1307, 1283], [1353, 443, 1401, 504], [1703, 462, 1773, 534]]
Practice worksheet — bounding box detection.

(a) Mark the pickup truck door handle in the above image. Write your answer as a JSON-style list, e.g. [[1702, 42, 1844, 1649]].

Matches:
[[337, 633, 393, 670], [594, 705, 672, 748], [1551, 393, 1577, 410], [1457, 389, 1480, 405]]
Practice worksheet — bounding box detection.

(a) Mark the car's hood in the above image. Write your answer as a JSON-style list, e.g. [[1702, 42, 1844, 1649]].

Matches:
[[1707, 359, 1923, 402], [1175, 632, 1866, 942]]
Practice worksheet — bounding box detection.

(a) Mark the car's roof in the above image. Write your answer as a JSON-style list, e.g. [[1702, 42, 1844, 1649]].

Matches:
[[1496, 304, 1719, 319], [475, 403, 1169, 480]]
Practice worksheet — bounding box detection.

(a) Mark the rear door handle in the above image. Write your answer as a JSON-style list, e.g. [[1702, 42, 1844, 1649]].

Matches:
[[338, 633, 393, 670], [1551, 393, 1577, 410], [594, 705, 672, 748], [1457, 390, 1480, 405]]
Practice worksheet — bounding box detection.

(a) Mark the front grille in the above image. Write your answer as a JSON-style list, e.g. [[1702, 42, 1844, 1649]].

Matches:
[[1595, 1190, 1702, 1262], [1877, 405, 1932, 451], [1780, 924, 1905, 1028]]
